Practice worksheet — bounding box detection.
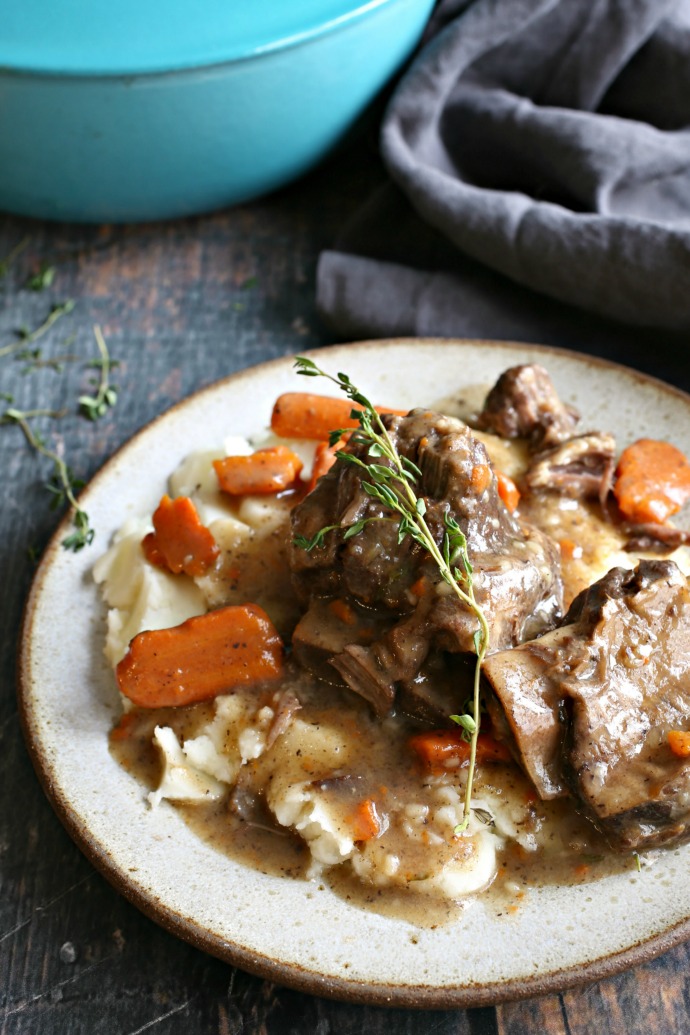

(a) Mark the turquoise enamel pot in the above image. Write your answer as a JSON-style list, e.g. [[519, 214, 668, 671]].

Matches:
[[0, 0, 434, 222]]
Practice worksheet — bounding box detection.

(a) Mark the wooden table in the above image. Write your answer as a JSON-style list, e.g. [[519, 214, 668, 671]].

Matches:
[[2, 139, 690, 1035]]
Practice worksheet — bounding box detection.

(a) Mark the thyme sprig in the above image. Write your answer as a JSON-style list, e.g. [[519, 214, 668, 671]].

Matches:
[[292, 356, 490, 833], [0, 236, 30, 278], [0, 300, 75, 359], [18, 348, 80, 375], [1, 407, 94, 551], [0, 325, 117, 551], [78, 325, 118, 421]]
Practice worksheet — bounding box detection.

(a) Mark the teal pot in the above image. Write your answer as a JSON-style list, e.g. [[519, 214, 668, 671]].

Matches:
[[0, 0, 434, 223]]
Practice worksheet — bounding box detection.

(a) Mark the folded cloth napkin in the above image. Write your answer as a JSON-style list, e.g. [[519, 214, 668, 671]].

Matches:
[[317, 0, 690, 349]]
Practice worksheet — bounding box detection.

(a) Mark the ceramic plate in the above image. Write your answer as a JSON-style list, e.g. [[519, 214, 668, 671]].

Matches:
[[18, 339, 690, 1008]]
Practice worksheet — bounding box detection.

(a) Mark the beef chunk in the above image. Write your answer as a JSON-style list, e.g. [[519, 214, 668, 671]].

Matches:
[[330, 645, 397, 717], [525, 432, 616, 505], [291, 409, 563, 714], [291, 598, 392, 688], [623, 523, 690, 554], [477, 364, 579, 448], [483, 560, 690, 851]]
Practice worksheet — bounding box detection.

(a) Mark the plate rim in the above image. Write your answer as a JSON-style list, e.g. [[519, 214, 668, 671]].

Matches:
[[17, 336, 690, 1008]]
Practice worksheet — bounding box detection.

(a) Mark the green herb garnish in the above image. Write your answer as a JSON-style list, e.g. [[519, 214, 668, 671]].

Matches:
[[17, 347, 79, 375], [0, 300, 75, 359], [0, 236, 30, 278], [292, 356, 490, 833], [78, 324, 118, 421], [1, 407, 94, 551], [27, 264, 56, 292]]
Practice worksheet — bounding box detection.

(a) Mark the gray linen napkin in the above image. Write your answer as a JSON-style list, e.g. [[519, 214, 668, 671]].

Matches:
[[317, 0, 690, 348]]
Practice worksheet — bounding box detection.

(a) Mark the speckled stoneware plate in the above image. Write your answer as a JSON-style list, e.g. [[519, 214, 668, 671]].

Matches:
[[18, 340, 690, 1008]]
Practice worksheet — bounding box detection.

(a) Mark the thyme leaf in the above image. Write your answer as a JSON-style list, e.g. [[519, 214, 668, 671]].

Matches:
[[78, 325, 118, 421], [293, 525, 342, 552], [27, 264, 56, 292], [472, 808, 495, 828], [450, 712, 477, 741], [292, 356, 490, 833]]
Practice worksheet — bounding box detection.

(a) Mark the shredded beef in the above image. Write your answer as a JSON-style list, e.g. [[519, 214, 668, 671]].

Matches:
[[483, 561, 690, 851]]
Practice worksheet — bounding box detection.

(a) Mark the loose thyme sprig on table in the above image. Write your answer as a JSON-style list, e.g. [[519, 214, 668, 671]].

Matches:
[[0, 324, 118, 552], [79, 324, 119, 420], [0, 236, 30, 279], [0, 300, 75, 359], [0, 407, 94, 551], [292, 356, 490, 833]]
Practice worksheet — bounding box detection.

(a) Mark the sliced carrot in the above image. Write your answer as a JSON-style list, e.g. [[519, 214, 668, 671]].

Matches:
[[347, 799, 382, 841], [410, 575, 429, 598], [559, 538, 583, 561], [470, 463, 492, 495], [143, 495, 219, 577], [214, 446, 303, 496], [116, 603, 284, 708], [142, 531, 166, 569], [409, 729, 512, 772], [668, 730, 690, 758], [328, 598, 356, 625], [496, 470, 520, 512], [270, 392, 406, 441], [613, 438, 690, 524], [308, 439, 343, 491]]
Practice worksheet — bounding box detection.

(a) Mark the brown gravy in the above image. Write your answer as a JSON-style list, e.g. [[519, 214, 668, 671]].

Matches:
[[111, 679, 635, 929]]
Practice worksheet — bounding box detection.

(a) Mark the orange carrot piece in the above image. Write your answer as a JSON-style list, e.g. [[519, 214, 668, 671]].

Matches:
[[613, 438, 690, 524], [496, 470, 520, 512], [410, 575, 429, 598], [559, 537, 583, 561], [409, 729, 512, 772], [116, 603, 284, 708], [308, 439, 342, 491], [142, 531, 166, 569], [348, 799, 382, 841], [144, 495, 219, 577], [214, 446, 303, 496], [328, 598, 356, 625], [668, 730, 690, 758], [270, 392, 406, 441], [470, 463, 492, 495]]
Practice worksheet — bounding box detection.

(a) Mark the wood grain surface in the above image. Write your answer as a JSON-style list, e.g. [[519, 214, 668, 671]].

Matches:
[[2, 139, 690, 1035]]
